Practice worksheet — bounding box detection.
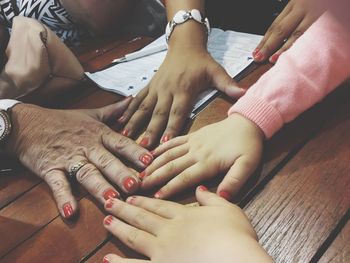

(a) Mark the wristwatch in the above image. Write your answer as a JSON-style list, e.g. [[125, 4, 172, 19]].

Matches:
[[0, 99, 21, 144], [165, 9, 210, 43]]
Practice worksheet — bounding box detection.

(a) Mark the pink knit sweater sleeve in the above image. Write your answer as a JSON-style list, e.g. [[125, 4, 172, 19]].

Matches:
[[228, 11, 350, 139]]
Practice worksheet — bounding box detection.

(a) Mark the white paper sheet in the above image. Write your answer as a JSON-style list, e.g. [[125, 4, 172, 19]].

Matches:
[[86, 28, 263, 118]]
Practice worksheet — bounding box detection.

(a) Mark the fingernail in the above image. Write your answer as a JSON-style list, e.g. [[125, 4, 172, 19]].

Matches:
[[139, 153, 153, 166], [121, 128, 130, 137], [63, 203, 74, 218], [103, 256, 110, 263], [269, 53, 280, 63], [154, 191, 162, 199], [104, 215, 113, 226], [127, 196, 137, 204], [105, 199, 114, 209], [117, 115, 125, 122], [139, 170, 146, 179], [252, 48, 260, 57], [219, 191, 231, 200], [139, 137, 149, 147], [103, 189, 119, 200], [123, 177, 138, 192], [161, 134, 171, 143], [254, 51, 265, 62], [198, 185, 208, 191]]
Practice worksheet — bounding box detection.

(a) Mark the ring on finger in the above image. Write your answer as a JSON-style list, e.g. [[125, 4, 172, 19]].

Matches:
[[68, 161, 89, 178]]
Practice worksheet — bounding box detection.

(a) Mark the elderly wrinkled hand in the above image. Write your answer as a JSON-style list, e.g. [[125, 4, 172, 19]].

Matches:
[[5, 97, 153, 219]]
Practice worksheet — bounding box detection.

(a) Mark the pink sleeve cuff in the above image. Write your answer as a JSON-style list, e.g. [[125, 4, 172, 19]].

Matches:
[[228, 95, 284, 139]]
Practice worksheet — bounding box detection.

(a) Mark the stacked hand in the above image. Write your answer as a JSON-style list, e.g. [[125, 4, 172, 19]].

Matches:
[[102, 187, 273, 263], [254, 0, 324, 63], [6, 97, 153, 219], [140, 114, 264, 200], [118, 48, 245, 149]]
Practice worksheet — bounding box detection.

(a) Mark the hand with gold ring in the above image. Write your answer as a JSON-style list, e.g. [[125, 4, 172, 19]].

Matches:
[[4, 97, 153, 219]]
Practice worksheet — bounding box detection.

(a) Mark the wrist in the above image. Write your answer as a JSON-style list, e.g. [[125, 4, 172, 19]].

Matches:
[[227, 113, 265, 141], [4, 103, 38, 155]]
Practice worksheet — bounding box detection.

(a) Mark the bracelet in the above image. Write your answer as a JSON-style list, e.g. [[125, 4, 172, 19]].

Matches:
[[165, 9, 210, 43]]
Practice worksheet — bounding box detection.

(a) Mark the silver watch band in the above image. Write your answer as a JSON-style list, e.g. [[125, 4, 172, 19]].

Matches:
[[165, 9, 210, 43], [0, 99, 21, 111]]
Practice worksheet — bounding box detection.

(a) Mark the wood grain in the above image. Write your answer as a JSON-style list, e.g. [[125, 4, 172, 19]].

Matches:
[[244, 97, 350, 262], [319, 219, 350, 263]]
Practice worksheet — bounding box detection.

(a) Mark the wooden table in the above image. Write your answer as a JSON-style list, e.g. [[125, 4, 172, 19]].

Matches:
[[0, 34, 349, 263]]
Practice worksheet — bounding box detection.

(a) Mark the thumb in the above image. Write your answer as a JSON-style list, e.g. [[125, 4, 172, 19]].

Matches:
[[195, 186, 231, 207], [87, 96, 132, 122], [209, 64, 245, 98], [217, 157, 258, 201]]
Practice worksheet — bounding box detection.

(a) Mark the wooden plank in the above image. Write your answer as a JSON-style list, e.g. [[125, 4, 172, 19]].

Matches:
[[0, 181, 85, 258], [0, 198, 107, 263], [244, 98, 350, 262], [319, 219, 350, 263]]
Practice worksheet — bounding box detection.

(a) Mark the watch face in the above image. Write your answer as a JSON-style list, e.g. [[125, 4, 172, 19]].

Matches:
[[0, 111, 9, 140]]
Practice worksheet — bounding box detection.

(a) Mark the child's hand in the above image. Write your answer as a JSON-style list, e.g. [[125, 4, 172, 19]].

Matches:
[[141, 114, 264, 200], [103, 187, 273, 263]]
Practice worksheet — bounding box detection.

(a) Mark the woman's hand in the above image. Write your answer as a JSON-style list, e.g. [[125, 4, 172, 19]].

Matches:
[[5, 98, 153, 219], [119, 49, 244, 149], [254, 0, 323, 63], [102, 187, 273, 263], [140, 114, 264, 200]]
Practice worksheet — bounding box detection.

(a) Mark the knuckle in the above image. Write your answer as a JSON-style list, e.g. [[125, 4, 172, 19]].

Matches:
[[75, 164, 97, 184], [179, 173, 192, 186], [292, 30, 304, 39], [114, 135, 132, 151], [51, 179, 70, 197], [153, 107, 168, 117], [271, 24, 286, 38], [138, 103, 152, 113], [96, 153, 114, 170], [133, 211, 147, 227], [171, 107, 185, 117], [126, 228, 140, 247]]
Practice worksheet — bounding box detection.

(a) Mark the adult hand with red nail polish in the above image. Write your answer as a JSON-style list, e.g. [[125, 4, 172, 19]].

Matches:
[[118, 47, 244, 149], [141, 114, 264, 200], [254, 0, 324, 63], [4, 98, 152, 219], [102, 188, 273, 263]]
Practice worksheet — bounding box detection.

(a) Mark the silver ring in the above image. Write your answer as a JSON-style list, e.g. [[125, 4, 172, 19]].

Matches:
[[68, 161, 88, 178]]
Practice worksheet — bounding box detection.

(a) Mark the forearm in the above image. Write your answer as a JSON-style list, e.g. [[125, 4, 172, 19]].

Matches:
[[165, 0, 207, 50], [229, 11, 350, 139]]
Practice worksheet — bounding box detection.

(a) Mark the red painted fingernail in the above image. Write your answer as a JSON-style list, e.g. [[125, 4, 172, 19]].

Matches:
[[269, 53, 280, 63], [121, 128, 130, 137], [103, 256, 110, 263], [117, 115, 126, 122], [105, 199, 114, 209], [252, 48, 260, 57], [254, 51, 265, 62], [123, 177, 138, 192], [103, 189, 119, 200], [140, 137, 149, 146], [139, 170, 146, 179], [219, 191, 231, 200], [140, 153, 153, 165], [127, 196, 137, 204], [104, 215, 113, 226], [161, 134, 171, 143], [63, 203, 74, 218], [198, 185, 208, 191], [154, 191, 162, 199]]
